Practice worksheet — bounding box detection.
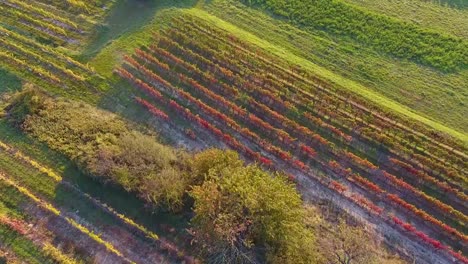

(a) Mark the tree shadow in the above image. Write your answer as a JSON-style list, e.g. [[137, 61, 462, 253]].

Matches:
[[52, 157, 189, 230], [0, 68, 22, 95]]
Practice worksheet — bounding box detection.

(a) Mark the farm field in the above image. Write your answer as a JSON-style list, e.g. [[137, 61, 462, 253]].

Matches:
[[0, 0, 467, 263], [0, 0, 112, 100]]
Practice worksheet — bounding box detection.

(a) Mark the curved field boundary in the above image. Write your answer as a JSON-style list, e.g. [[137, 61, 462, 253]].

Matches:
[[115, 20, 468, 260]]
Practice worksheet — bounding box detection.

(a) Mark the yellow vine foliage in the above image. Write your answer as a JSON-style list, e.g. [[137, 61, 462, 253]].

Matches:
[[0, 140, 159, 240]]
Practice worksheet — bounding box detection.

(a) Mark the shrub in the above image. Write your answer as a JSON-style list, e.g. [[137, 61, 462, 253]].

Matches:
[[6, 89, 189, 211]]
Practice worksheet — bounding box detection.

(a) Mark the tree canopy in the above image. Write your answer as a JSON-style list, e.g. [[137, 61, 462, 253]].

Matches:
[[189, 149, 320, 263]]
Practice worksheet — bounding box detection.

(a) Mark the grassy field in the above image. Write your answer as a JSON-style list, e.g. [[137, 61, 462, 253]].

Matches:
[[343, 0, 468, 39], [79, 0, 196, 61], [88, 0, 197, 78], [0, 68, 21, 94], [434, 0, 468, 8]]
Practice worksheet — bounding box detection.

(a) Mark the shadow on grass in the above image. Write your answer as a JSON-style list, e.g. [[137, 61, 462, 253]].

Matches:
[[80, 0, 198, 61], [53, 166, 188, 232], [0, 68, 22, 95]]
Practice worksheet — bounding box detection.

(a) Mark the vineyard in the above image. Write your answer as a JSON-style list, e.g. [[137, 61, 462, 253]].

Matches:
[[116, 14, 467, 263], [0, 2, 195, 259], [1, 0, 467, 263], [0, 0, 111, 98]]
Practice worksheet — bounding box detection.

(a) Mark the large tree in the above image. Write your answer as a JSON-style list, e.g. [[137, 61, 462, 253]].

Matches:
[[189, 150, 319, 264]]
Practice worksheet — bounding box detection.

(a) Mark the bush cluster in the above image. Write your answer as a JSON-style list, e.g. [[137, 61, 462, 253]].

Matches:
[[6, 89, 189, 211]]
